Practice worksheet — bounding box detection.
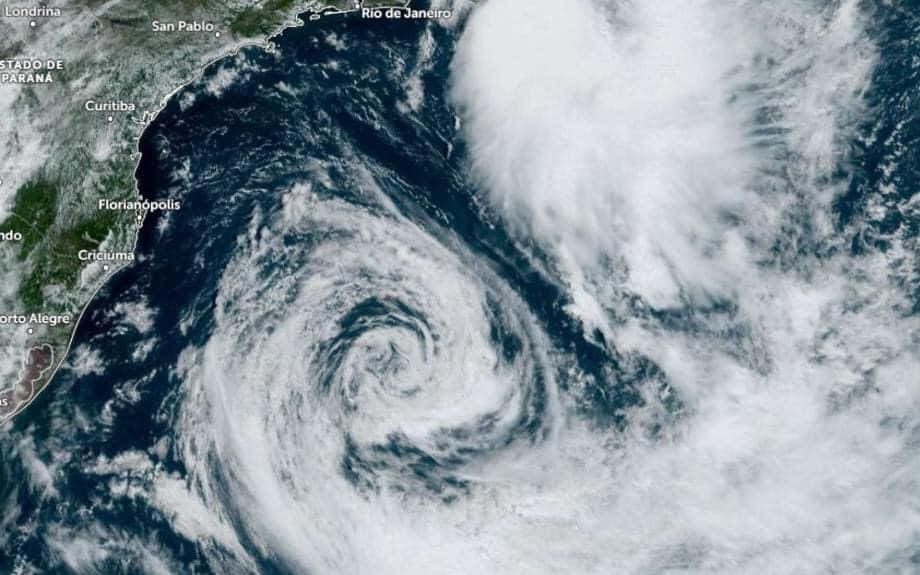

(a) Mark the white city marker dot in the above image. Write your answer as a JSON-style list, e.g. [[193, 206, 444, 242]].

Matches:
[[107, 116, 114, 123], [26, 328, 34, 335], [29, 21, 36, 28]]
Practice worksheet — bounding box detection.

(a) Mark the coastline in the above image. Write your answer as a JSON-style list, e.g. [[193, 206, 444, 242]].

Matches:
[[0, 2, 403, 426]]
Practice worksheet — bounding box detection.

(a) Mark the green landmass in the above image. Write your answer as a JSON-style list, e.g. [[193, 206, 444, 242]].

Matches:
[[19, 206, 120, 312], [0, 180, 59, 261], [231, 0, 299, 36]]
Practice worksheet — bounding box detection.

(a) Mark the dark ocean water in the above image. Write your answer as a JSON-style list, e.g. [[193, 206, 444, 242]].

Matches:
[[0, 2, 918, 573]]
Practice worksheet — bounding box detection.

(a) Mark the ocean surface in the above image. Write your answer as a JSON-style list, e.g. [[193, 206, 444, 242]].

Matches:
[[1, 1, 919, 573]]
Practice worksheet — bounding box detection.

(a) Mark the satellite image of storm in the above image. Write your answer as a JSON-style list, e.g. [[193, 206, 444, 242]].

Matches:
[[0, 0, 918, 573]]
